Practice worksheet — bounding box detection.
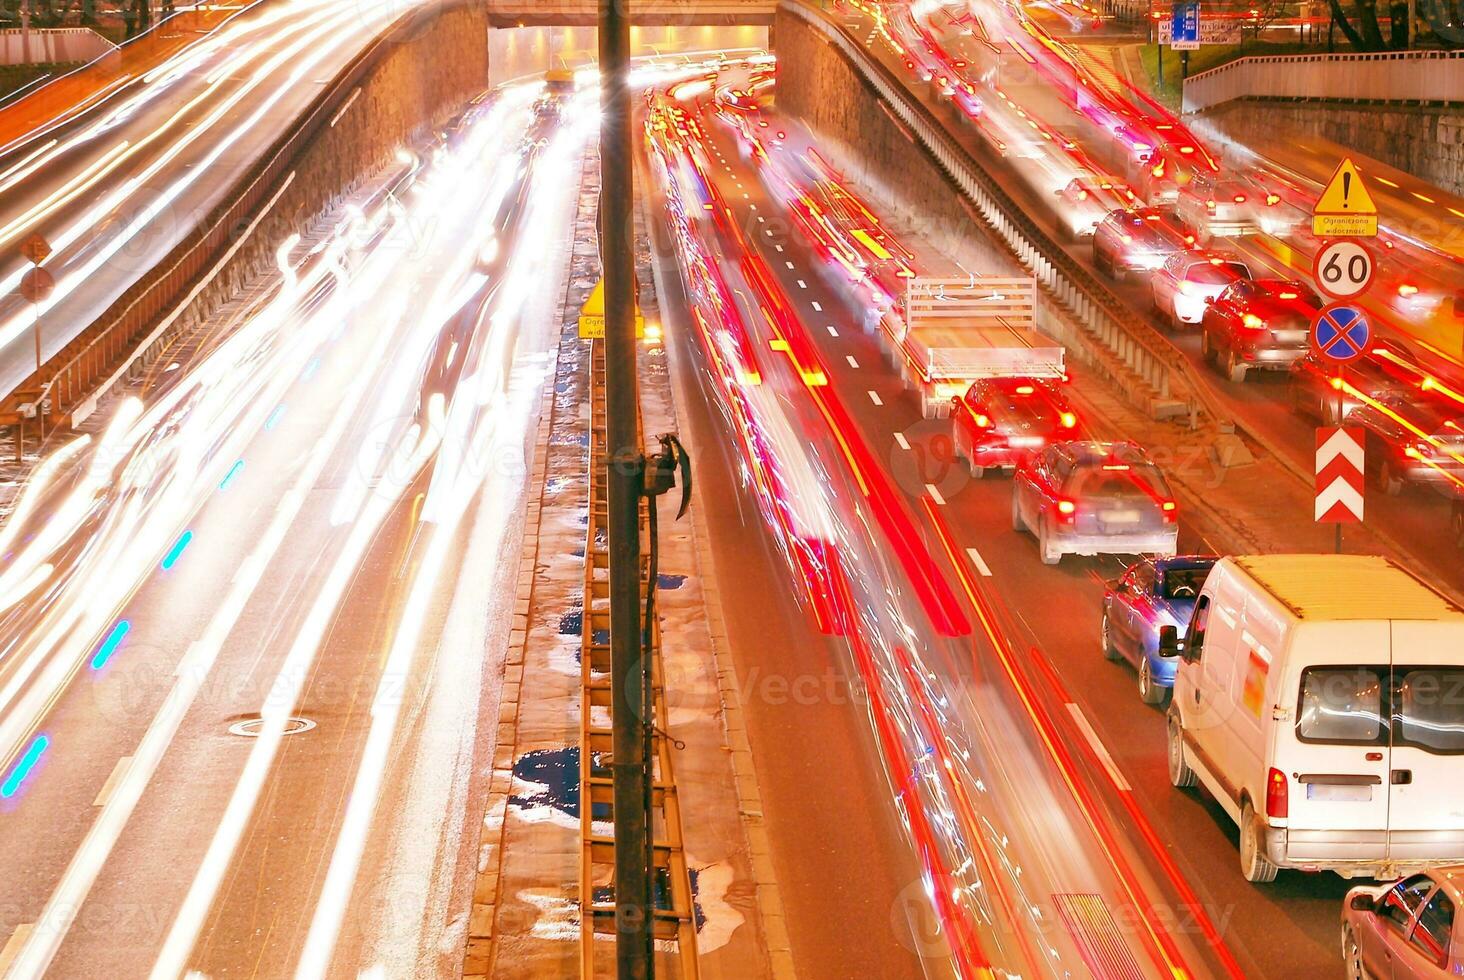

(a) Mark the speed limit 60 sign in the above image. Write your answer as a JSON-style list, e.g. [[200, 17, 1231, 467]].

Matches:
[[1313, 240, 1374, 300]]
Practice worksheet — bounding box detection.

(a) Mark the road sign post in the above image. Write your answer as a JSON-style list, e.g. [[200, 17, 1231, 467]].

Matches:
[[20, 267, 55, 373], [1316, 427, 1365, 551], [1311, 303, 1371, 363]]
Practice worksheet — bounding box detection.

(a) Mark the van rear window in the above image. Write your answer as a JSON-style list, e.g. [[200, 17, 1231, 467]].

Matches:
[[1297, 667, 1464, 752], [1398, 669, 1464, 753], [1298, 668, 1383, 743]]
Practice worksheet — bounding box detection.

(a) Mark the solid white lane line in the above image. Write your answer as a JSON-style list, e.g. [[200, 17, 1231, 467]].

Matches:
[[893, 431, 910, 450], [925, 483, 946, 505], [868, 390, 883, 406], [965, 546, 993, 578], [92, 756, 132, 807], [0, 925, 34, 974], [827, 326, 839, 337], [846, 355, 859, 369], [1066, 703, 1131, 792]]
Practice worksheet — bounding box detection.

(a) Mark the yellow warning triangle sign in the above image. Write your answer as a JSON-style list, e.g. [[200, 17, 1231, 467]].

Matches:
[[1312, 158, 1378, 237], [1315, 158, 1377, 215], [578, 278, 645, 339]]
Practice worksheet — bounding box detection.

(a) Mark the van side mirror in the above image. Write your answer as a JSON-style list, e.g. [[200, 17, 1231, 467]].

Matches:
[[1349, 893, 1378, 914], [1158, 625, 1181, 659]]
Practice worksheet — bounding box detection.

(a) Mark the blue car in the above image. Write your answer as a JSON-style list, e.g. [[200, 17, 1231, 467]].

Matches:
[[1101, 555, 1217, 705]]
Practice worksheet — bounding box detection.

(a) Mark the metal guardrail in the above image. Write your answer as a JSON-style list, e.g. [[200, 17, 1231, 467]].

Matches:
[[782, 0, 1228, 425], [579, 340, 700, 978], [1182, 48, 1464, 114], [0, 0, 473, 431]]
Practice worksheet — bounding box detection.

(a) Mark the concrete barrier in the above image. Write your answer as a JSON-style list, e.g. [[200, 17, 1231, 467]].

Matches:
[[485, 0, 774, 26], [1182, 48, 1464, 113]]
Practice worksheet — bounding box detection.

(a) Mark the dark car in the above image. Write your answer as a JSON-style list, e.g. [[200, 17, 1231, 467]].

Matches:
[[1012, 441, 1179, 565], [1200, 279, 1320, 382], [1342, 867, 1461, 979], [1102, 556, 1217, 704], [1092, 207, 1191, 280], [1289, 340, 1425, 424], [951, 377, 1079, 477], [1349, 391, 1464, 496]]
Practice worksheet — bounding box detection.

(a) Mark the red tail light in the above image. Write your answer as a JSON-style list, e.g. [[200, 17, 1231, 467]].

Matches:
[[1060, 411, 1078, 429], [1266, 768, 1288, 819], [1056, 499, 1077, 524], [1161, 500, 1177, 522]]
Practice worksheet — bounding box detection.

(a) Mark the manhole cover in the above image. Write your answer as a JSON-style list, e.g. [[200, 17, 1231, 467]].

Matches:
[[228, 716, 316, 738]]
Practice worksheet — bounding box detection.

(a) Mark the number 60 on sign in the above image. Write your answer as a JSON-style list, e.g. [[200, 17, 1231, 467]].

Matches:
[[1313, 240, 1374, 301]]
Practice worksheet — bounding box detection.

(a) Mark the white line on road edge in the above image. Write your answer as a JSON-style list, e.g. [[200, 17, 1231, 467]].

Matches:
[[92, 756, 132, 807], [1065, 703, 1131, 792], [826, 325, 838, 337], [811, 301, 822, 312], [965, 546, 992, 577], [0, 925, 33, 974], [867, 390, 883, 406], [893, 431, 910, 450], [925, 483, 946, 505], [846, 355, 859, 369]]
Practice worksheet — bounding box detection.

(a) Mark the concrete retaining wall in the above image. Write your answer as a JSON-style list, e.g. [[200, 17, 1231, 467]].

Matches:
[[126, 2, 490, 380], [771, 8, 1020, 281], [1199, 98, 1464, 198]]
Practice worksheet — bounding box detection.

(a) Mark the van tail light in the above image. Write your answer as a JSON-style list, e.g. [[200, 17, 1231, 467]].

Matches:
[[1266, 768, 1288, 819]]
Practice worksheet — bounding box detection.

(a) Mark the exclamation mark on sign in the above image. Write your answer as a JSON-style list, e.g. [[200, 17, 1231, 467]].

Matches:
[[1342, 171, 1352, 210]]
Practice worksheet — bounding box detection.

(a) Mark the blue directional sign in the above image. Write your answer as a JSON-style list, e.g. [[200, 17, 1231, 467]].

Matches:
[[1311, 303, 1372, 363], [1171, 1, 1200, 48]]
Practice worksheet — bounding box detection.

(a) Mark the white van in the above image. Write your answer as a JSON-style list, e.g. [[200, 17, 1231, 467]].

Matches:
[[1161, 554, 1464, 883]]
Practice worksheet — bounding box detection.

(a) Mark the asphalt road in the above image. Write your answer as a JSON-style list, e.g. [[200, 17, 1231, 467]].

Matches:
[[0, 86, 584, 978], [0, 0, 439, 401], [641, 72, 1418, 976]]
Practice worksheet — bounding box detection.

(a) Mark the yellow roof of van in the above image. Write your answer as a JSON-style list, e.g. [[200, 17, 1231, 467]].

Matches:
[[1232, 555, 1463, 621]]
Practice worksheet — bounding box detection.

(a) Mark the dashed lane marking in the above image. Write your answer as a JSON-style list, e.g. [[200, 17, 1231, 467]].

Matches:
[[965, 546, 992, 577], [868, 390, 883, 406], [812, 301, 823, 312], [846, 355, 859, 368], [797, 279, 807, 289], [827, 326, 839, 337], [785, 261, 795, 270], [925, 483, 946, 505], [893, 431, 910, 450], [1066, 703, 1131, 792], [93, 756, 132, 807]]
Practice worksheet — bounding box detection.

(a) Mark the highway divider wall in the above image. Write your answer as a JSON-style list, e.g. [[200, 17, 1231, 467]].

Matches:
[[18, 0, 489, 428], [773, 2, 1231, 427]]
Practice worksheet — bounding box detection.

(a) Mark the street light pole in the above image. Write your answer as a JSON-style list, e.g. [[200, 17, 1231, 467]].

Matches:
[[598, 0, 653, 977]]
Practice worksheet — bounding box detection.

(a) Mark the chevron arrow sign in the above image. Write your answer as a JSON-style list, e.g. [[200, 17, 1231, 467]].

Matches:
[[1316, 427, 1365, 523]]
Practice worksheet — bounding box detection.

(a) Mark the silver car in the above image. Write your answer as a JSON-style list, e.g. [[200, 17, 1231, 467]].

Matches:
[[1343, 868, 1461, 979], [1012, 441, 1179, 565]]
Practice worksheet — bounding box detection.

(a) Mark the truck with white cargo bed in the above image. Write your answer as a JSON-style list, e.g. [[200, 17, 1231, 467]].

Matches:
[[879, 276, 1065, 417]]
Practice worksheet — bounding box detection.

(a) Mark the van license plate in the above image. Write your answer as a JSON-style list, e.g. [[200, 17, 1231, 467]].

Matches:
[[1307, 783, 1372, 802]]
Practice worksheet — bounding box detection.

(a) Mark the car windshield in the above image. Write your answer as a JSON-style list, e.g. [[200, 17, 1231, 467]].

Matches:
[[1186, 261, 1248, 285], [1067, 461, 1170, 500]]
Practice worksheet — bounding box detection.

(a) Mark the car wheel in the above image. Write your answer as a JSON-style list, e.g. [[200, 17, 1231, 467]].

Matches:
[[1453, 504, 1464, 548], [1139, 658, 1168, 705], [1167, 715, 1197, 788], [1239, 801, 1279, 883], [1341, 924, 1366, 980], [1225, 348, 1248, 383], [1200, 329, 1217, 365], [1378, 457, 1405, 496], [968, 458, 986, 478], [1038, 516, 1062, 565], [1011, 489, 1026, 532], [1102, 611, 1121, 661]]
